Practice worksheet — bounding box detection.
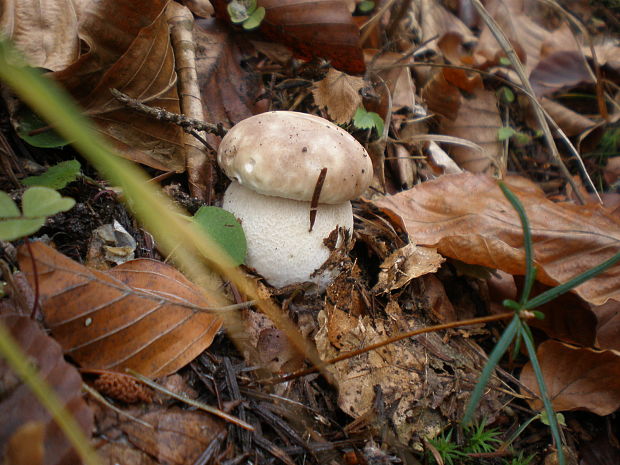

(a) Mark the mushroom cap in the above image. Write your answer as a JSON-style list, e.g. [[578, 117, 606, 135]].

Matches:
[[217, 111, 373, 204], [223, 181, 352, 289]]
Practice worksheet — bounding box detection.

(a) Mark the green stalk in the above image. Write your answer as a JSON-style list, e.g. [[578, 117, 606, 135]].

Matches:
[[521, 323, 565, 465], [462, 314, 520, 425]]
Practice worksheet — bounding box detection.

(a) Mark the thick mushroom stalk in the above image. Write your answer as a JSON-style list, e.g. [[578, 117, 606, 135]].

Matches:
[[217, 111, 373, 289], [223, 182, 352, 288]]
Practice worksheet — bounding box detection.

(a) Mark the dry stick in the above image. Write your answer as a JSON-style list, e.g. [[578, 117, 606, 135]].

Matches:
[[128, 369, 255, 431], [82, 383, 154, 429], [263, 311, 523, 384], [469, 0, 586, 204], [109, 88, 227, 139]]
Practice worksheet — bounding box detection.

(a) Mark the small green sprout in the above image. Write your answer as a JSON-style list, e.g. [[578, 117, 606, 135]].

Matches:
[[227, 0, 265, 30]]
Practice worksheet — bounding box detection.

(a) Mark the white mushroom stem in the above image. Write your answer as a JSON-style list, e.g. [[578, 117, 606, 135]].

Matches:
[[223, 181, 353, 289]]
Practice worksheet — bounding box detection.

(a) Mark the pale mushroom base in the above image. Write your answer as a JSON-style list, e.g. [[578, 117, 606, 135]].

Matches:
[[222, 181, 353, 289]]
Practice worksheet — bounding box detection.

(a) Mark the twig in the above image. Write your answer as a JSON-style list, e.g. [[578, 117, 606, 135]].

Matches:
[[127, 369, 255, 431], [262, 311, 524, 384], [82, 383, 154, 429], [110, 88, 227, 138]]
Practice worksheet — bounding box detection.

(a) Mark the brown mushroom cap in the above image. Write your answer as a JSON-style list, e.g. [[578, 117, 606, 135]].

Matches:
[[217, 111, 373, 204]]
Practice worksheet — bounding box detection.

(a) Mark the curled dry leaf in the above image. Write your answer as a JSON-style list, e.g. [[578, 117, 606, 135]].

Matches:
[[373, 243, 445, 294], [0, 315, 94, 465], [167, 2, 211, 200], [195, 18, 266, 145], [50, 0, 185, 171], [520, 340, 620, 415], [374, 173, 620, 306], [312, 68, 364, 124], [0, 0, 80, 71], [212, 0, 365, 74], [17, 241, 222, 377], [422, 68, 503, 175]]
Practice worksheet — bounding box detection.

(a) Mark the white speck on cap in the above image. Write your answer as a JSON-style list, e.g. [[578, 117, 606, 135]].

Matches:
[[217, 111, 373, 204]]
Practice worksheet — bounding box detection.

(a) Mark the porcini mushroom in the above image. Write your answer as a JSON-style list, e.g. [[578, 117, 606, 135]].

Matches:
[[217, 111, 373, 289]]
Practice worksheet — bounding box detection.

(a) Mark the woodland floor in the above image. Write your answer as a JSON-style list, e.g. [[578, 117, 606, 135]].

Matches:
[[1, 0, 620, 465]]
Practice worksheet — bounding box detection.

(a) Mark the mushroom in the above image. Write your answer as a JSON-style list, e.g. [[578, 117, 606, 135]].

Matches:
[[217, 111, 373, 289]]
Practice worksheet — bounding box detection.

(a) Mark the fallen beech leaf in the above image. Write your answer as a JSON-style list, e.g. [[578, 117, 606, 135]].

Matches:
[[181, 0, 215, 17], [516, 280, 598, 347], [4, 421, 45, 465], [541, 98, 596, 137], [195, 18, 266, 144], [212, 0, 365, 74], [17, 241, 222, 377], [474, 0, 551, 74], [373, 243, 445, 294], [594, 299, 620, 351], [312, 68, 364, 124], [421, 70, 462, 120], [0, 315, 94, 465], [50, 0, 185, 171], [530, 50, 593, 98], [120, 408, 225, 464], [520, 340, 620, 415], [374, 173, 620, 305], [439, 88, 504, 175], [423, 69, 503, 175], [408, 0, 475, 55], [0, 0, 79, 71]]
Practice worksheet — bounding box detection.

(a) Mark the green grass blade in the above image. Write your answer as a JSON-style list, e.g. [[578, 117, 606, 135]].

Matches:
[[525, 251, 620, 309], [498, 181, 536, 304], [462, 313, 520, 425], [521, 323, 565, 465]]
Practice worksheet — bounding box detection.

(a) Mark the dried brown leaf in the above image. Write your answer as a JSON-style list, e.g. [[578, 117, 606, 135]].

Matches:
[[211, 0, 365, 74], [409, 0, 475, 55], [373, 243, 444, 294], [373, 173, 620, 305], [195, 18, 266, 144], [541, 98, 596, 137], [0, 0, 79, 71], [439, 88, 504, 175], [315, 308, 503, 444], [0, 315, 94, 465], [120, 408, 225, 464], [520, 340, 620, 415], [594, 299, 620, 351], [50, 0, 185, 171], [312, 69, 364, 124], [531, 51, 593, 98], [168, 3, 211, 200], [421, 71, 462, 120], [17, 242, 222, 377]]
